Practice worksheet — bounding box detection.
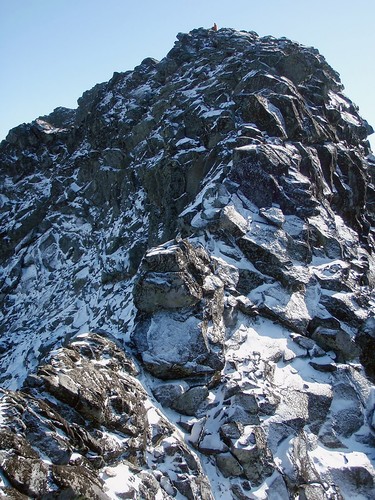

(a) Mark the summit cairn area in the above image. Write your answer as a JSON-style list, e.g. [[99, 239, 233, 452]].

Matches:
[[0, 27, 374, 498]]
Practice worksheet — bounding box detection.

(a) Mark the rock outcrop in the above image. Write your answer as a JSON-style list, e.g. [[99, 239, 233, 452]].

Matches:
[[132, 240, 226, 379], [0, 27, 374, 498], [0, 333, 212, 498]]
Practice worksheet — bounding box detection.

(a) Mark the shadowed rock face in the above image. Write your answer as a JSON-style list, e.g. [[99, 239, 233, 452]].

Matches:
[[0, 27, 375, 499]]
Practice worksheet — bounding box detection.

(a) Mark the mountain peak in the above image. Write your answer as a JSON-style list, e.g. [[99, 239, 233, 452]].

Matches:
[[0, 28, 374, 498]]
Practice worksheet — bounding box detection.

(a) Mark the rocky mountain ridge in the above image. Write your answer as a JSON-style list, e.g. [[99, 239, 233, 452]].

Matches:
[[0, 27, 374, 498]]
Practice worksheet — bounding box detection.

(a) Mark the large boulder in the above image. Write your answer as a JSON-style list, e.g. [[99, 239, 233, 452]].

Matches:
[[133, 310, 223, 379], [132, 240, 226, 378]]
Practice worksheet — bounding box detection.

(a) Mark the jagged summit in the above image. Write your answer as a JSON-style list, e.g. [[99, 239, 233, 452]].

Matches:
[[0, 28, 374, 498]]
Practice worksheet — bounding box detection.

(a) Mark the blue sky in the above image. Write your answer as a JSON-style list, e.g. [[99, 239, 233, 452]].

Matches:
[[1, 0, 374, 148]]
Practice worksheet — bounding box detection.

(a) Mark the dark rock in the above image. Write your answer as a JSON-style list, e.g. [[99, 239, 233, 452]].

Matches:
[[0, 487, 29, 499], [230, 154, 278, 209], [257, 392, 281, 415], [236, 295, 258, 316], [290, 431, 322, 487], [38, 344, 149, 437], [1, 454, 50, 497], [226, 405, 260, 426], [230, 426, 274, 485], [320, 292, 362, 329], [266, 421, 298, 455], [0, 332, 216, 498], [230, 483, 251, 500], [331, 465, 375, 498], [257, 281, 315, 334], [291, 333, 316, 351], [172, 386, 209, 416], [331, 382, 364, 438], [51, 465, 109, 499], [311, 326, 360, 362], [216, 452, 244, 477], [137, 470, 165, 500], [152, 382, 187, 407], [220, 422, 244, 445], [318, 426, 346, 449], [0, 429, 40, 460], [210, 257, 239, 291], [356, 316, 375, 382], [133, 243, 208, 312], [134, 270, 203, 312], [238, 234, 291, 284], [236, 267, 271, 295], [333, 407, 364, 438], [307, 391, 333, 435], [231, 393, 259, 414], [277, 385, 332, 434], [174, 475, 214, 500], [132, 239, 225, 378], [38, 107, 76, 129], [309, 360, 337, 372]]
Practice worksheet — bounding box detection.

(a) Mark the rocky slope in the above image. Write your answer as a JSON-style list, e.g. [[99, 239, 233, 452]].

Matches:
[[0, 27, 374, 498]]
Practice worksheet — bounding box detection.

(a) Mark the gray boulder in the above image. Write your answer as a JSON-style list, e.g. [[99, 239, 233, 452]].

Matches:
[[172, 386, 209, 416], [230, 426, 274, 485], [152, 382, 188, 407], [132, 240, 226, 379], [216, 452, 244, 477], [133, 310, 224, 379]]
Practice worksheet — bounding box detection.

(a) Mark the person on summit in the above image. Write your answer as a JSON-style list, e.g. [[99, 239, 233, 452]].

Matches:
[[212, 22, 218, 31]]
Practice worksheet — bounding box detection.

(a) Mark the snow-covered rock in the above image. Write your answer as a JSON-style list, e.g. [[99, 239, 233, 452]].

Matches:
[[0, 26, 374, 498], [0, 333, 213, 498]]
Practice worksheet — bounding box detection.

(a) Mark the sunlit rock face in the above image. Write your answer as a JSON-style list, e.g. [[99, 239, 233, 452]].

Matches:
[[0, 27, 374, 499]]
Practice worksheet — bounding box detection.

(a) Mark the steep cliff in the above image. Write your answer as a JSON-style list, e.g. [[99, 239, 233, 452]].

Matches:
[[0, 27, 374, 499]]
